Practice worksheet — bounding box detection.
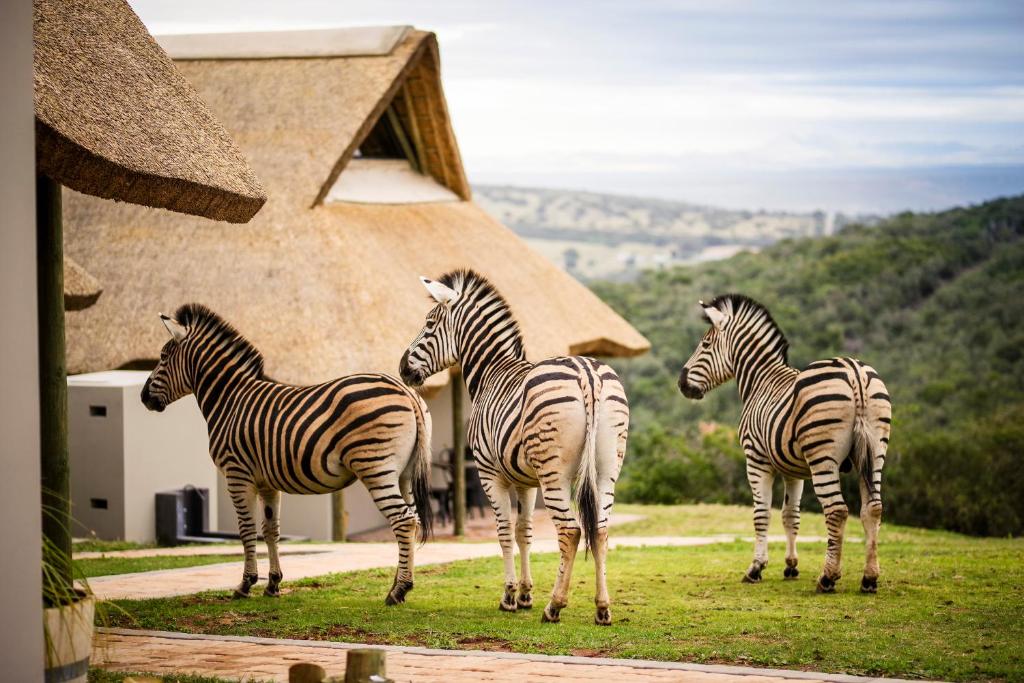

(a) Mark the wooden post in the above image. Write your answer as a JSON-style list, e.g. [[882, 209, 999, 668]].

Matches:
[[331, 490, 347, 542], [344, 648, 390, 683], [288, 662, 326, 683], [451, 369, 466, 537], [37, 174, 72, 590]]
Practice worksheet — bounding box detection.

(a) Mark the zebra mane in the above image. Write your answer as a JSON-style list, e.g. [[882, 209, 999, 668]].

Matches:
[[707, 294, 789, 365], [436, 268, 526, 359], [173, 303, 266, 377]]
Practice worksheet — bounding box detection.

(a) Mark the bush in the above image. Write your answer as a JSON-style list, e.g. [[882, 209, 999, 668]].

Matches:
[[594, 195, 1024, 536]]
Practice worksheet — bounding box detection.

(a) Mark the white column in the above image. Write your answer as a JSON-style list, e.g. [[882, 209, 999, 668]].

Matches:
[[0, 0, 45, 679]]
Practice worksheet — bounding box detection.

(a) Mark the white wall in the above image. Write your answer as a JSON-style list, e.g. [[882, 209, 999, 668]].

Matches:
[[0, 0, 45, 677], [68, 371, 218, 543]]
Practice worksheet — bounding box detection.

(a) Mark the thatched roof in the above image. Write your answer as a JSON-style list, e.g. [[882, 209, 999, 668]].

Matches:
[[64, 28, 648, 390], [33, 0, 266, 223], [63, 256, 102, 311]]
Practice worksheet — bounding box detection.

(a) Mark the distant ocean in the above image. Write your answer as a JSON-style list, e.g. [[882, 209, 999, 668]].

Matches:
[[474, 164, 1024, 215]]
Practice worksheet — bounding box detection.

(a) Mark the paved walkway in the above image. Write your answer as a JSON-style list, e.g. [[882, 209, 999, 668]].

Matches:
[[88, 534, 829, 600], [96, 629, 924, 683]]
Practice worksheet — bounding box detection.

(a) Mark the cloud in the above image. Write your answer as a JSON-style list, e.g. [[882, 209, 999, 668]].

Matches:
[[130, 0, 1024, 209]]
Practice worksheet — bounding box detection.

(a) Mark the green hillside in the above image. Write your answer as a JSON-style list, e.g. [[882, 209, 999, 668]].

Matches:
[[592, 196, 1024, 536]]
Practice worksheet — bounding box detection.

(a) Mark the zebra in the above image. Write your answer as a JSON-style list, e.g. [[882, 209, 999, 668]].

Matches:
[[140, 304, 433, 604], [677, 294, 891, 593], [398, 269, 630, 625]]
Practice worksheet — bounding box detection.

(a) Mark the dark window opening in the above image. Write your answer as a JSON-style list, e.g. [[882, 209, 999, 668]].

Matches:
[[89, 405, 107, 417], [355, 102, 422, 173], [90, 498, 108, 510]]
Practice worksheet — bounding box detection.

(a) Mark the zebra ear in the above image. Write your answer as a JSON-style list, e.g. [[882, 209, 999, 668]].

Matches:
[[420, 276, 460, 304], [702, 303, 728, 330], [160, 313, 187, 342]]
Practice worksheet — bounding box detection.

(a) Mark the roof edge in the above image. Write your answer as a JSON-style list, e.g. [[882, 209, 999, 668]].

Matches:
[[157, 26, 412, 60], [569, 336, 651, 359], [36, 119, 266, 224]]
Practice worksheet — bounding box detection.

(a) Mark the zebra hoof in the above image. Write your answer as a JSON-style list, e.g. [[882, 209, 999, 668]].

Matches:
[[263, 586, 281, 598], [783, 566, 800, 579], [860, 576, 878, 594], [541, 605, 561, 624], [385, 579, 413, 606], [499, 595, 518, 612], [816, 575, 837, 593], [742, 568, 762, 583], [516, 593, 534, 609], [595, 606, 612, 626], [231, 589, 251, 600]]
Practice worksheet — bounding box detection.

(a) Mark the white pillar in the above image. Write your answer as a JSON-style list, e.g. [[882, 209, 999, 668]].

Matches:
[[0, 0, 45, 679]]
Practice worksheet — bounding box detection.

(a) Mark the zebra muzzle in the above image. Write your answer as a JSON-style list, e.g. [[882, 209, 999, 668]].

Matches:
[[678, 369, 704, 400]]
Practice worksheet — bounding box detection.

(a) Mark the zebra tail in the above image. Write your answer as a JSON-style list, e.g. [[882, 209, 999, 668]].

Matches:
[[573, 363, 602, 556], [410, 391, 434, 543], [852, 413, 876, 499]]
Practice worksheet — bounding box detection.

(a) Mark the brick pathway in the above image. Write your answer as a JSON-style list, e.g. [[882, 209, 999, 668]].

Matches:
[[96, 629, 919, 683], [87, 534, 835, 601]]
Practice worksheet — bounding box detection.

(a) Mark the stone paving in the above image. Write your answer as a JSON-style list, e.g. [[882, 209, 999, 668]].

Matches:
[[96, 628, 920, 683], [87, 534, 833, 601]]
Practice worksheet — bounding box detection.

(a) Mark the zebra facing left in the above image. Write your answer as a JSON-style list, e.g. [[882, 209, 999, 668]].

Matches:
[[140, 304, 433, 604], [399, 269, 630, 625], [678, 294, 891, 593]]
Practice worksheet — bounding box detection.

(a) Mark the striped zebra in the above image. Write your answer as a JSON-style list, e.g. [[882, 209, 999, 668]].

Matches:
[[140, 304, 433, 604], [399, 270, 630, 625], [677, 295, 891, 593]]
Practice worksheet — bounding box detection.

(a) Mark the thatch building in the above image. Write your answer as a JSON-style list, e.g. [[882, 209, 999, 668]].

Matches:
[[63, 26, 648, 538]]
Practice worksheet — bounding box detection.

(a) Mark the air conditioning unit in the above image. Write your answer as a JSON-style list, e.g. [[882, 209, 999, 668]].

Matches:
[[67, 370, 218, 543]]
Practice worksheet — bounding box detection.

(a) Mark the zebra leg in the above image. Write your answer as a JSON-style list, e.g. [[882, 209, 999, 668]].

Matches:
[[481, 479, 519, 612], [782, 477, 804, 579], [541, 481, 582, 624], [593, 424, 622, 626], [386, 472, 421, 605], [363, 472, 417, 605], [811, 464, 849, 593], [227, 476, 260, 598], [515, 486, 537, 609], [859, 473, 883, 593], [260, 489, 283, 597], [592, 523, 611, 626], [743, 459, 774, 583]]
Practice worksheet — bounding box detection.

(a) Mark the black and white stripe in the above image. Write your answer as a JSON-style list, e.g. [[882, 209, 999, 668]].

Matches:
[[141, 304, 433, 604], [678, 294, 890, 593], [399, 270, 630, 625]]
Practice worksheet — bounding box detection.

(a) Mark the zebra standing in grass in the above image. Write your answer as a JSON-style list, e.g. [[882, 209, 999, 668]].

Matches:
[[677, 295, 891, 593], [399, 270, 630, 625], [140, 304, 433, 604]]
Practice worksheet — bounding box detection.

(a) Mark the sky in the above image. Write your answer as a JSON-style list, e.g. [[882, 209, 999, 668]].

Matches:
[[132, 0, 1024, 213]]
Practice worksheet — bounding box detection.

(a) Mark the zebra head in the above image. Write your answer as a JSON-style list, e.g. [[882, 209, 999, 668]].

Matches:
[[399, 276, 462, 387], [678, 298, 736, 400], [140, 313, 193, 412]]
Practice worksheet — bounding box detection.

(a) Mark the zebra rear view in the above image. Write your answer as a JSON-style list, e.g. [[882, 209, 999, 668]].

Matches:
[[140, 304, 433, 604], [399, 269, 629, 625], [677, 295, 891, 593]]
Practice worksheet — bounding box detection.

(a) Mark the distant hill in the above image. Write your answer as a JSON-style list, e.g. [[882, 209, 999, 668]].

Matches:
[[590, 196, 1024, 536], [475, 185, 878, 280]]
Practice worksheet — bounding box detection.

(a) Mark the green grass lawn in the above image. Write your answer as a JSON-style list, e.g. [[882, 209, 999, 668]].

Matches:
[[105, 505, 1024, 682], [615, 502, 832, 537]]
